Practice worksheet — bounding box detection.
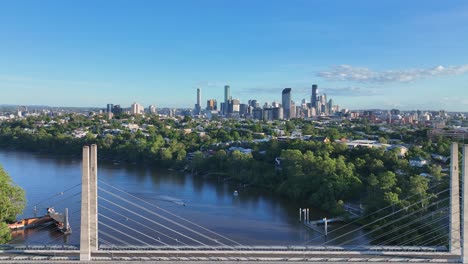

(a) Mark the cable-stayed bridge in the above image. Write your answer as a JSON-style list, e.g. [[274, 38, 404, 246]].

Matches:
[[1, 143, 468, 263]]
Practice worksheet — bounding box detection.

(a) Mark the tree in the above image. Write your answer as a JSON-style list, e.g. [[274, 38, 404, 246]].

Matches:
[[0, 164, 26, 243], [429, 164, 443, 182], [160, 148, 173, 161], [378, 171, 397, 191]]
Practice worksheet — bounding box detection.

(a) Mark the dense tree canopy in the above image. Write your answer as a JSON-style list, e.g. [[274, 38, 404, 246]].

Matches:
[[0, 165, 25, 243]]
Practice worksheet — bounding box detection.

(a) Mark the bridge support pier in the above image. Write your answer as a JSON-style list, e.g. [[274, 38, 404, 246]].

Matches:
[[450, 143, 461, 255], [80, 145, 98, 261]]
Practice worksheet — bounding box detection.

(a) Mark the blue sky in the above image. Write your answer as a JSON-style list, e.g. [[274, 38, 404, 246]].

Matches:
[[1, 0, 468, 111]]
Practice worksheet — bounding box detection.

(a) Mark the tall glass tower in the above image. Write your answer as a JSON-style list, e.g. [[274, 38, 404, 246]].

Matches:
[[282, 88, 292, 119], [224, 85, 231, 115], [311, 84, 318, 109]]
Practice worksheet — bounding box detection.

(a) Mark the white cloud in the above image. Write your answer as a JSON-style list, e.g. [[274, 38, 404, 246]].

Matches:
[[194, 81, 225, 89], [321, 86, 379, 97], [239, 86, 378, 97], [442, 97, 468, 106], [318, 64, 468, 83]]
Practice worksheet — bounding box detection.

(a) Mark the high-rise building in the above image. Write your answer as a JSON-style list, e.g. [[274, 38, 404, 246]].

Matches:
[[229, 99, 240, 113], [112, 105, 122, 114], [220, 102, 226, 114], [310, 107, 317, 116], [311, 84, 318, 109], [224, 85, 231, 115], [239, 104, 248, 116], [290, 101, 296, 119], [248, 100, 259, 108], [272, 107, 284, 120], [169, 109, 176, 117], [296, 106, 302, 118], [131, 102, 144, 115], [262, 107, 283, 121], [206, 99, 217, 111], [282, 88, 292, 119], [197, 88, 201, 106], [194, 88, 202, 115], [252, 108, 263, 120], [328, 99, 333, 115], [148, 105, 157, 114], [224, 85, 231, 102], [106, 104, 113, 113]]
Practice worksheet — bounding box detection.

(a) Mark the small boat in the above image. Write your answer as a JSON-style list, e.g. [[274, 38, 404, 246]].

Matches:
[[233, 190, 239, 196], [47, 208, 72, 234], [8, 208, 71, 234], [8, 215, 53, 230]]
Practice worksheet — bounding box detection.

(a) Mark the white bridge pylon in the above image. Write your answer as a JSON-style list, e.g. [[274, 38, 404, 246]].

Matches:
[[449, 142, 468, 263], [80, 145, 98, 261]]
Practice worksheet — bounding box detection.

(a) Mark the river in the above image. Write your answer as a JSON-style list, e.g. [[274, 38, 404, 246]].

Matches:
[[0, 149, 369, 247]]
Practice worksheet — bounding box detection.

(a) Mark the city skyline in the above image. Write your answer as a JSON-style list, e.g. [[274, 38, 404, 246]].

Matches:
[[1, 1, 468, 110]]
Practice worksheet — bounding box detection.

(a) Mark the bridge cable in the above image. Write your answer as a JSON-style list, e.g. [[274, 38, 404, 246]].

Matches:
[[336, 196, 450, 246], [98, 211, 218, 257], [31, 182, 81, 210], [98, 187, 252, 260], [349, 214, 449, 255], [98, 196, 241, 261], [99, 195, 229, 260], [99, 204, 183, 245], [375, 207, 451, 247], [313, 188, 449, 246], [306, 181, 448, 242], [99, 180, 246, 247], [98, 204, 225, 261], [98, 214, 176, 260], [366, 205, 450, 247], [100, 222, 167, 254], [99, 229, 140, 256], [399, 222, 451, 247]]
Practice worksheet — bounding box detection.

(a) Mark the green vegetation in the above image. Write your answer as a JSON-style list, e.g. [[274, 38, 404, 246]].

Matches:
[[0, 113, 461, 245], [0, 165, 26, 243]]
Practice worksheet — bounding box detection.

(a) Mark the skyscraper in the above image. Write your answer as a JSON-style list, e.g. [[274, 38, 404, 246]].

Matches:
[[206, 99, 217, 111], [224, 85, 230, 102], [282, 88, 292, 119], [148, 105, 157, 114], [194, 88, 202, 115], [106, 104, 113, 113], [230, 99, 240, 113], [224, 85, 231, 115], [131, 102, 144, 115], [311, 84, 318, 109], [112, 105, 122, 114], [290, 101, 296, 119]]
